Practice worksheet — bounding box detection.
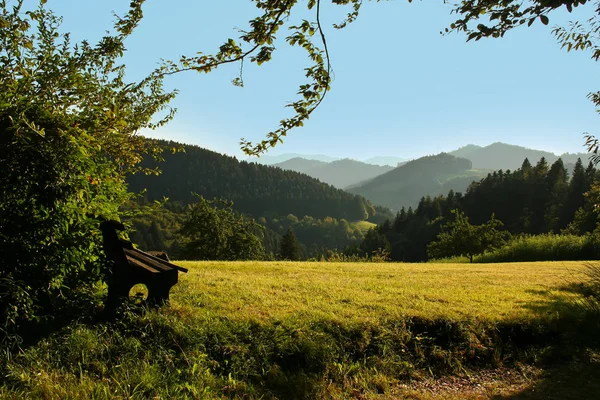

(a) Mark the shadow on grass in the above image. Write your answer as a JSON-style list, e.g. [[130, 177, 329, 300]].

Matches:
[[493, 275, 600, 400], [494, 358, 600, 400]]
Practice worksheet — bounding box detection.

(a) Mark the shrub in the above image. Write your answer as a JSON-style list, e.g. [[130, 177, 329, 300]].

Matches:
[[476, 234, 599, 263], [0, 2, 174, 340]]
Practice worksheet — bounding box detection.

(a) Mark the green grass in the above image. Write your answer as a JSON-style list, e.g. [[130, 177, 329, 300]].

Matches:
[[174, 261, 588, 322], [2, 261, 599, 399]]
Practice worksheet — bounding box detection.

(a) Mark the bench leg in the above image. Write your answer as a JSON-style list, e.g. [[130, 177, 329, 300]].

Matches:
[[105, 280, 133, 314], [147, 282, 174, 306]]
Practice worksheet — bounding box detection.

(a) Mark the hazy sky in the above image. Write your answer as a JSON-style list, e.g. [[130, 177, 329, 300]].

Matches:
[[50, 1, 599, 160]]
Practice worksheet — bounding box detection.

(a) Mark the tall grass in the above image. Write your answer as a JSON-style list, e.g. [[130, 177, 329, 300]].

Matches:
[[1, 305, 592, 399], [476, 234, 599, 263]]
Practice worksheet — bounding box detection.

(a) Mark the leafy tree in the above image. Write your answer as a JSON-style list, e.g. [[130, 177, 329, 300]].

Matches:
[[427, 210, 510, 263], [0, 1, 174, 336], [565, 183, 600, 234], [280, 228, 302, 261], [178, 196, 265, 261]]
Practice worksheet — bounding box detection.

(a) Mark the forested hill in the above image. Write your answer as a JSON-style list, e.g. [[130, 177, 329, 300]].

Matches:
[[126, 140, 375, 220], [360, 157, 599, 262], [348, 153, 487, 210]]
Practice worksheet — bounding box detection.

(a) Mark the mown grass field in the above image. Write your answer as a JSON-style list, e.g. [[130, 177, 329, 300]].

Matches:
[[174, 261, 588, 323], [2, 261, 600, 399]]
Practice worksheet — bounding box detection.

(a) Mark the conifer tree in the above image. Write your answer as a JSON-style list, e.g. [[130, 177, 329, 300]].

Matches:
[[564, 158, 591, 225], [545, 159, 568, 232], [280, 227, 302, 261], [149, 221, 167, 251]]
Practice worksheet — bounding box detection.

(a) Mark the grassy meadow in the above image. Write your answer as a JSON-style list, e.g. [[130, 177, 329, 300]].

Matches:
[[2, 261, 600, 399], [175, 261, 588, 323]]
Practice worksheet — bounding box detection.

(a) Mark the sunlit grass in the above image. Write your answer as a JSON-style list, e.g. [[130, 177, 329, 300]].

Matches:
[[2, 261, 598, 399], [173, 261, 588, 324]]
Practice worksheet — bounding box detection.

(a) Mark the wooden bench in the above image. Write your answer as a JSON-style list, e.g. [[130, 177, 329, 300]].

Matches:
[[99, 220, 187, 310]]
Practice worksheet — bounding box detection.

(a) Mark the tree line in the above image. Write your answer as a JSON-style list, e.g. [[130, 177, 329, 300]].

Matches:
[[128, 202, 367, 261], [358, 157, 599, 262]]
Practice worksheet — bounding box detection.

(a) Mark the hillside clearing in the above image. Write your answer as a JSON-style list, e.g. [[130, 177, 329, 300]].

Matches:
[[350, 220, 377, 234]]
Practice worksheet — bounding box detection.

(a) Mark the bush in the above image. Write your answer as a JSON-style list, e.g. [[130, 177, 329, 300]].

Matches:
[[0, 3, 174, 340], [476, 234, 600, 263], [178, 196, 265, 261]]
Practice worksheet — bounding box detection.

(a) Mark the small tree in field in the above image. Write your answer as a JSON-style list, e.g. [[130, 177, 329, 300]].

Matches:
[[427, 210, 510, 262], [178, 196, 265, 261], [280, 228, 302, 261]]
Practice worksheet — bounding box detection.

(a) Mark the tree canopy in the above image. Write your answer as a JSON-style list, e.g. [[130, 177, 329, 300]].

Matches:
[[0, 0, 174, 336], [427, 210, 510, 262], [178, 196, 265, 261], [367, 157, 598, 262]]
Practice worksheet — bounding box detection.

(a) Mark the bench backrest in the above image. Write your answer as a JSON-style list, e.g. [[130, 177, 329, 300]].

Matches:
[[99, 219, 187, 274]]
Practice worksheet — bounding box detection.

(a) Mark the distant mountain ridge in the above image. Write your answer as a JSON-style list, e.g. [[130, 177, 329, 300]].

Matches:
[[247, 153, 340, 165], [448, 142, 591, 171], [272, 157, 328, 174], [363, 156, 408, 167], [250, 153, 407, 167], [348, 153, 488, 211], [346, 142, 593, 211], [448, 144, 482, 159], [273, 158, 394, 189], [131, 140, 593, 218]]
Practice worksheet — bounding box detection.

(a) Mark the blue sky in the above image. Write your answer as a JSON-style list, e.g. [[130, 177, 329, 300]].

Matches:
[[49, 1, 599, 160]]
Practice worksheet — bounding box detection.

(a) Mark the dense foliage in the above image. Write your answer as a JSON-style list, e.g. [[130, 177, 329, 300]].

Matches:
[[0, 2, 174, 339], [361, 157, 600, 262], [476, 233, 600, 263], [427, 210, 510, 262], [178, 197, 265, 261], [127, 205, 368, 261], [127, 140, 377, 220], [259, 214, 364, 258]]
